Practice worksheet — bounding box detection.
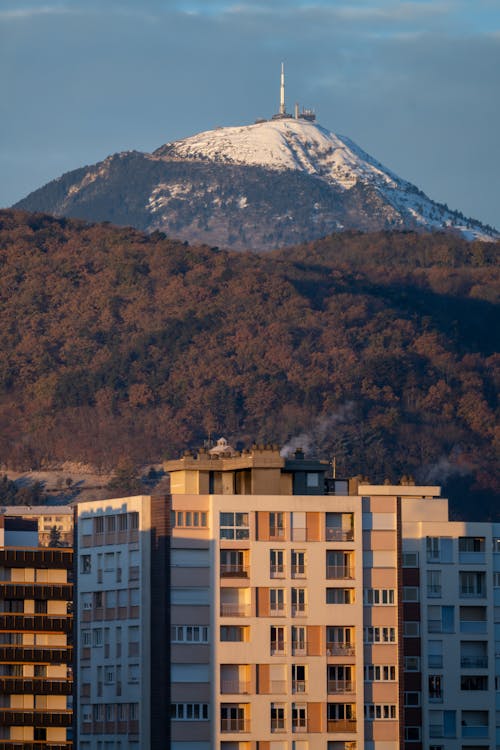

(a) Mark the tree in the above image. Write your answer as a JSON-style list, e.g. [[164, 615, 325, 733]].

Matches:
[[49, 525, 62, 547]]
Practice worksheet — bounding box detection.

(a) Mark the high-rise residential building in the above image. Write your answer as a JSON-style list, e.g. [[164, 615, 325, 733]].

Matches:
[[0, 515, 73, 750], [74, 495, 170, 750], [74, 439, 499, 750]]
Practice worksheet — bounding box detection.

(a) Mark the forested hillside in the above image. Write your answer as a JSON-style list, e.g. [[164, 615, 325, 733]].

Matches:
[[0, 210, 498, 519]]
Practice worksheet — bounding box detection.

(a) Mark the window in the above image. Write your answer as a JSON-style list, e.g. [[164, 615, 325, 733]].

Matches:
[[327, 703, 356, 723], [363, 589, 395, 605], [128, 512, 139, 529], [220, 625, 248, 642], [493, 538, 500, 552], [94, 516, 104, 534], [403, 587, 419, 602], [493, 572, 500, 587], [428, 640, 443, 668], [328, 664, 354, 693], [460, 675, 488, 691], [427, 570, 442, 597], [459, 572, 486, 598], [171, 625, 209, 643], [82, 630, 91, 647], [118, 514, 128, 531], [291, 664, 307, 694], [429, 710, 456, 738], [270, 589, 285, 615], [270, 512, 285, 539], [402, 551, 419, 567], [291, 588, 306, 616], [106, 515, 116, 532], [327, 626, 355, 656], [93, 628, 103, 647], [270, 549, 284, 578], [306, 472, 319, 487], [326, 588, 355, 604], [271, 703, 286, 732], [291, 626, 306, 655], [364, 704, 397, 720], [326, 550, 354, 579], [405, 727, 421, 741], [220, 512, 249, 540], [364, 627, 396, 643], [429, 674, 443, 701], [173, 511, 208, 528], [80, 555, 91, 574], [291, 550, 306, 578], [459, 537, 485, 552], [104, 552, 114, 571], [403, 621, 420, 637], [220, 549, 247, 577], [364, 665, 396, 681], [428, 605, 454, 633], [404, 692, 420, 707], [427, 537, 453, 563], [104, 667, 115, 684], [270, 625, 286, 655], [171, 703, 209, 721], [292, 702, 307, 730], [404, 656, 420, 671]]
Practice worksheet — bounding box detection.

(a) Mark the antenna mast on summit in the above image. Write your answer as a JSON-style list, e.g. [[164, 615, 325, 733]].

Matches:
[[279, 62, 286, 116]]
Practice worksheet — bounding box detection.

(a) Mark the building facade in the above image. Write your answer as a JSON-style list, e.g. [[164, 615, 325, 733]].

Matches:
[[0, 515, 73, 750], [73, 440, 500, 750], [74, 495, 170, 750]]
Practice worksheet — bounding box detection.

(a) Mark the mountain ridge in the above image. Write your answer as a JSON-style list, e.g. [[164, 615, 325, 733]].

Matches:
[[14, 119, 498, 250]]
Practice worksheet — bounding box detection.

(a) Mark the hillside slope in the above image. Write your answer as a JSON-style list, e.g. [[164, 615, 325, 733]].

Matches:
[[0, 210, 498, 519], [14, 120, 498, 250]]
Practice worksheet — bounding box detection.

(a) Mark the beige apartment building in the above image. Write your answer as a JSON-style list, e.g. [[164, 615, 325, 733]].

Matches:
[[74, 439, 500, 750]]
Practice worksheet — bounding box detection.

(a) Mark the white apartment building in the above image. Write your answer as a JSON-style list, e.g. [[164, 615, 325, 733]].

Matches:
[[74, 495, 170, 750]]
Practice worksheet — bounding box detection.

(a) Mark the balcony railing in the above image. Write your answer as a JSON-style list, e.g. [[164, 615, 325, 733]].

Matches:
[[0, 614, 72, 633], [327, 642, 355, 656], [0, 584, 72, 600], [327, 679, 355, 694], [220, 680, 251, 694], [270, 719, 286, 733], [0, 743, 72, 750], [291, 605, 306, 617], [292, 680, 307, 693], [220, 603, 251, 617], [269, 527, 286, 539], [270, 565, 285, 578], [460, 656, 488, 668], [270, 643, 286, 656], [326, 528, 354, 542], [0, 677, 72, 695], [427, 585, 442, 598], [0, 646, 72, 663], [220, 718, 250, 733], [291, 641, 307, 655], [326, 566, 354, 580], [291, 565, 306, 578], [0, 709, 72, 727], [327, 719, 357, 732], [292, 722, 307, 732], [460, 589, 486, 598], [462, 725, 489, 738], [459, 552, 486, 564], [220, 564, 249, 578], [460, 621, 487, 634]]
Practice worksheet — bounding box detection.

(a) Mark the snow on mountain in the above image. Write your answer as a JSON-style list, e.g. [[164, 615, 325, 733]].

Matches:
[[156, 118, 496, 241]]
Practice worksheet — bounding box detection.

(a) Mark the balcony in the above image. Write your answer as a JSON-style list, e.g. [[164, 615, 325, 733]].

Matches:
[[327, 642, 355, 657], [0, 646, 72, 663], [0, 614, 72, 633], [270, 565, 285, 578], [220, 564, 249, 578], [461, 725, 489, 738], [326, 566, 354, 580], [221, 681, 251, 694], [0, 584, 72, 600], [326, 528, 354, 542], [0, 677, 72, 695], [220, 603, 251, 617], [328, 680, 355, 694], [0, 744, 72, 750], [0, 549, 72, 569], [460, 657, 488, 668], [220, 718, 250, 733], [0, 709, 72, 727], [327, 719, 357, 733]]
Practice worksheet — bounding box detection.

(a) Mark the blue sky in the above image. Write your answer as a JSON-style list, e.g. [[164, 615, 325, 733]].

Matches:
[[1, 0, 499, 228]]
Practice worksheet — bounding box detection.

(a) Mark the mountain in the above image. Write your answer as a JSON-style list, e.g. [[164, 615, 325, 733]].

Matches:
[[0, 209, 498, 520], [13, 119, 498, 250]]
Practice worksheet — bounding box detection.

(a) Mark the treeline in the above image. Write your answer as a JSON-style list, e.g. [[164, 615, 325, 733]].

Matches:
[[0, 210, 498, 519]]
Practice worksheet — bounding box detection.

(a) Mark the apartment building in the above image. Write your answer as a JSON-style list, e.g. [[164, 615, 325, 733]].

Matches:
[[74, 495, 170, 750], [401, 495, 500, 750], [164, 440, 442, 750], [74, 439, 499, 750], [0, 515, 73, 750]]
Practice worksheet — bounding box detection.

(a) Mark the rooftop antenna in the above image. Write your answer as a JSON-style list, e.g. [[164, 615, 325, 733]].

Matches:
[[279, 62, 286, 116]]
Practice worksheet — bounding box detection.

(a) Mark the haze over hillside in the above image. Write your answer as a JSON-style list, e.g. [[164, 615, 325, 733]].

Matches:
[[14, 119, 498, 251], [0, 210, 498, 520]]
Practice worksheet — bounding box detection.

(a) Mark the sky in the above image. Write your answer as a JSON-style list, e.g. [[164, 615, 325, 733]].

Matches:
[[1, 0, 500, 229]]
